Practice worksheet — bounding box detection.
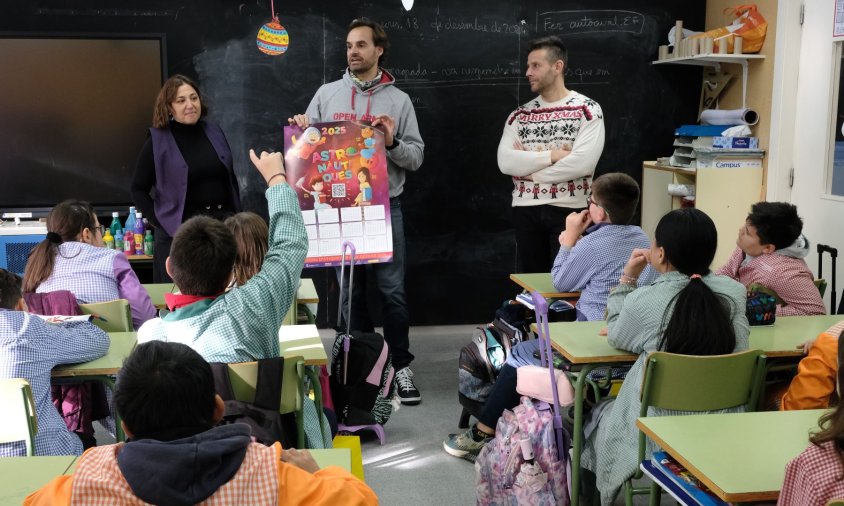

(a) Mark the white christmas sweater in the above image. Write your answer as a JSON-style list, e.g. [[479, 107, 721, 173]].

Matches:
[[497, 90, 605, 207]]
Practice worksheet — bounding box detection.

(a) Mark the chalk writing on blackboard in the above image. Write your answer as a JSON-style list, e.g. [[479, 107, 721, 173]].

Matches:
[[537, 10, 645, 35]]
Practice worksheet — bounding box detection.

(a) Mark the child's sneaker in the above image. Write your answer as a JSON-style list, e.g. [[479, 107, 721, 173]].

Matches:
[[443, 426, 493, 463]]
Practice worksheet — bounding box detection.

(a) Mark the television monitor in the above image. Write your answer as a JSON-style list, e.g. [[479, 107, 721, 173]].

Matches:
[[0, 35, 165, 216]]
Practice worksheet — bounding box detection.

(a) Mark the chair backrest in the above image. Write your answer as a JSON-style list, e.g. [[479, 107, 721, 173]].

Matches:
[[141, 283, 177, 309], [227, 358, 304, 416], [0, 378, 38, 456], [827, 500, 844, 506], [816, 278, 828, 298], [640, 349, 767, 415], [79, 299, 132, 332]]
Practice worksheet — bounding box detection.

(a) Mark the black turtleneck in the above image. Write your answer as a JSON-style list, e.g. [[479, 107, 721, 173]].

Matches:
[[131, 120, 233, 227]]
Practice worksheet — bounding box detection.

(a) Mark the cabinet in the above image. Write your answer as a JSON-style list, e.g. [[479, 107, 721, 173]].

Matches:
[[641, 162, 763, 269], [644, 53, 767, 268]]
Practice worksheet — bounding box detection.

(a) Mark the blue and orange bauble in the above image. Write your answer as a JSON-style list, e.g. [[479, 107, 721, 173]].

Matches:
[[257, 18, 289, 56]]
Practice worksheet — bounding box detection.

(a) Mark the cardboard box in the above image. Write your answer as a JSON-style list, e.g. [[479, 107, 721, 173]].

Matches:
[[712, 136, 759, 149]]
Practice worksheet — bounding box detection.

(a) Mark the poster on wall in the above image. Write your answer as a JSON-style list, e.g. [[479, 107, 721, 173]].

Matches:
[[835, 0, 844, 40], [283, 121, 393, 267]]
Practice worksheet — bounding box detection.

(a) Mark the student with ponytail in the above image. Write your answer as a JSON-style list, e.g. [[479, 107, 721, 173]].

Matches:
[[580, 208, 749, 504], [22, 200, 156, 329]]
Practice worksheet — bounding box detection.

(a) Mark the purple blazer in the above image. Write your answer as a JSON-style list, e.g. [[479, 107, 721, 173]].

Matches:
[[149, 120, 242, 236]]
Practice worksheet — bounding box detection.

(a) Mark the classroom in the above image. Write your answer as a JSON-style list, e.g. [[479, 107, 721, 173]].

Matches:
[[1, 0, 843, 504]]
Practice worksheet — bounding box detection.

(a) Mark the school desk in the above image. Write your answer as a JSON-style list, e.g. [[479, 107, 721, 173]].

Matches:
[[297, 278, 319, 304], [279, 324, 328, 366], [52, 332, 137, 442], [542, 315, 843, 505], [637, 409, 825, 502], [0, 455, 76, 504], [508, 272, 580, 299]]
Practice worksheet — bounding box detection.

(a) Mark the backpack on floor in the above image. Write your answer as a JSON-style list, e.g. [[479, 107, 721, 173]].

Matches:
[[329, 241, 395, 427], [475, 293, 572, 506], [457, 302, 535, 427], [329, 330, 395, 425]]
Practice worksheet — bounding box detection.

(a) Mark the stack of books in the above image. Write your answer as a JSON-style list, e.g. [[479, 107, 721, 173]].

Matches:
[[646, 451, 727, 506], [668, 125, 763, 170]]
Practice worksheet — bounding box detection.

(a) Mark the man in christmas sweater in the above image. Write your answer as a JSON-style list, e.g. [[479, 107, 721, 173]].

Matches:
[[498, 35, 605, 274]]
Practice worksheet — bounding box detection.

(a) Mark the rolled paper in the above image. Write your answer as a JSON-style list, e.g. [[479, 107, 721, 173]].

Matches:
[[658, 45, 669, 60], [675, 20, 684, 45], [691, 38, 700, 56], [718, 36, 729, 54], [704, 38, 714, 55], [700, 108, 760, 126], [733, 36, 743, 55]]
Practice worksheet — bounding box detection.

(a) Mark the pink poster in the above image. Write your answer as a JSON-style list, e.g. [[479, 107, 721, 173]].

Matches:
[[283, 121, 393, 267]]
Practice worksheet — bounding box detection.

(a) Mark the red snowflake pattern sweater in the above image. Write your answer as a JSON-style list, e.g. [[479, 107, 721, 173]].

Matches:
[[497, 90, 605, 208]]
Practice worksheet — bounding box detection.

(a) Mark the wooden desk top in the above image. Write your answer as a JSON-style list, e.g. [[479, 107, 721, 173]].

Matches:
[[279, 325, 328, 366], [545, 315, 844, 365], [544, 321, 636, 365], [637, 409, 825, 502], [52, 332, 137, 377], [748, 315, 843, 358], [297, 278, 319, 304], [0, 455, 77, 504], [509, 273, 580, 299]]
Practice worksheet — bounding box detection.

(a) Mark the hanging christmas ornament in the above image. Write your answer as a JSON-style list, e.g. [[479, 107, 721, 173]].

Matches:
[[257, 17, 289, 55], [256, 0, 289, 56]]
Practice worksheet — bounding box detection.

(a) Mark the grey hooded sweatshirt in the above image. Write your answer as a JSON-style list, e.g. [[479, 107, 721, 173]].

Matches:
[[305, 69, 424, 198]]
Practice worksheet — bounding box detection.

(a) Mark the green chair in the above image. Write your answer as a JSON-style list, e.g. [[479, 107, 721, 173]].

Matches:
[[80, 299, 132, 332], [816, 278, 828, 298], [141, 283, 177, 310], [0, 378, 38, 456], [624, 349, 767, 506], [227, 356, 306, 448]]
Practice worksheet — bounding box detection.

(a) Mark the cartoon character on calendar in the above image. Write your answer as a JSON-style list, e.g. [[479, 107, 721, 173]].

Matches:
[[353, 168, 372, 207], [296, 174, 332, 210]]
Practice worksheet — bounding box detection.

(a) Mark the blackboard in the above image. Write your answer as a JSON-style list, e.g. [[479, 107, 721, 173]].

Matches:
[[1, 1, 707, 324]]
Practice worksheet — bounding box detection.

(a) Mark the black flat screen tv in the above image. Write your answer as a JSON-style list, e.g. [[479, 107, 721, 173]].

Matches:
[[0, 35, 165, 216]]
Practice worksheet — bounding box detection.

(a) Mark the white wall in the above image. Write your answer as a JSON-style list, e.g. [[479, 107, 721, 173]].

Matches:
[[778, 0, 844, 312]]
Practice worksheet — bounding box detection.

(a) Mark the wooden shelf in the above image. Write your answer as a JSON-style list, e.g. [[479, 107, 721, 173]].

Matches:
[[652, 54, 765, 67], [642, 162, 696, 177], [652, 54, 766, 109]]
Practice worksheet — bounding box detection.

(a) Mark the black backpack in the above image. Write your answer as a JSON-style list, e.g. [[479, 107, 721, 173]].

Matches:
[[210, 358, 298, 449], [329, 241, 395, 426]]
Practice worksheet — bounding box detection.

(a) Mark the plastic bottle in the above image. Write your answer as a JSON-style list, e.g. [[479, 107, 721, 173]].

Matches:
[[144, 230, 154, 256], [124, 206, 136, 235], [102, 229, 114, 249], [134, 212, 145, 255], [115, 228, 124, 251], [109, 212, 122, 238], [123, 229, 135, 255]]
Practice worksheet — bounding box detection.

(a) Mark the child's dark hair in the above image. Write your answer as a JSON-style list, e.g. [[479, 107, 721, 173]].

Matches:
[[169, 216, 237, 296], [0, 269, 22, 310], [655, 208, 737, 355], [114, 341, 217, 440], [590, 173, 640, 225], [809, 328, 844, 477], [23, 200, 98, 293], [747, 202, 803, 250]]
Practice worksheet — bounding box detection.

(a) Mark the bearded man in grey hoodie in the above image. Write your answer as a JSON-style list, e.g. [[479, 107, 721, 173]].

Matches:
[[289, 18, 425, 405]]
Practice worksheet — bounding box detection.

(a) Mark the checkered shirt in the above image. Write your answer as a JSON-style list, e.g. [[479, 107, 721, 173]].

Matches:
[[137, 184, 308, 363], [779, 440, 844, 505], [71, 441, 279, 505], [36, 242, 156, 329], [0, 311, 109, 456], [552, 223, 656, 321]]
